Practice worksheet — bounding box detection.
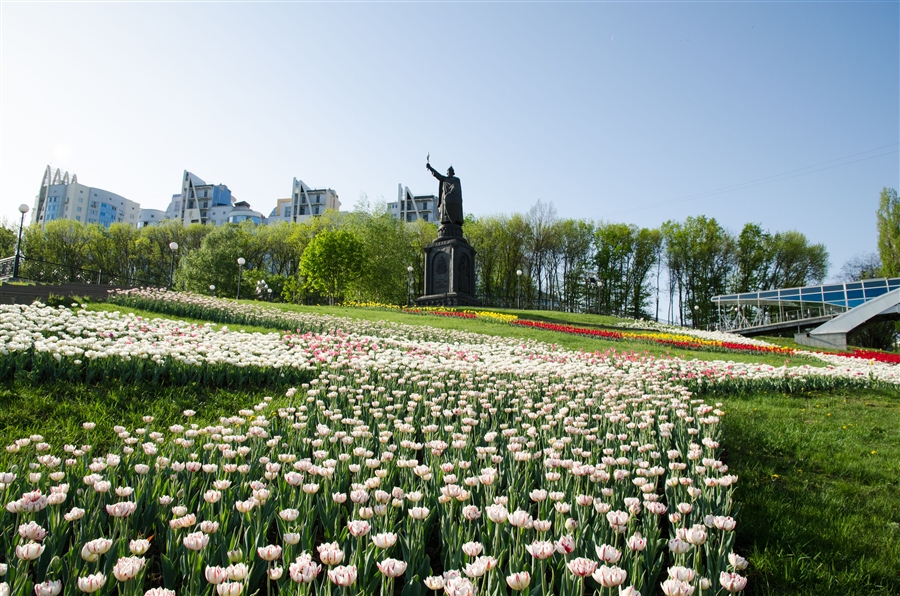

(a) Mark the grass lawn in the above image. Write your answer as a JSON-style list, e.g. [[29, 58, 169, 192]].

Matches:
[[721, 388, 900, 595]]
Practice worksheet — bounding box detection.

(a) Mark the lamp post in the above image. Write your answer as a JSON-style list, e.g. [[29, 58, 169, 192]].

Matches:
[[236, 257, 246, 299], [12, 204, 29, 280], [407, 265, 414, 308], [596, 279, 603, 315], [209, 284, 216, 296], [694, 304, 700, 328], [588, 277, 598, 314], [168, 242, 179, 288], [516, 269, 522, 309]]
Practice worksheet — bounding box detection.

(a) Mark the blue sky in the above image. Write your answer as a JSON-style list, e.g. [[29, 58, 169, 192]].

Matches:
[[2, 2, 897, 281]]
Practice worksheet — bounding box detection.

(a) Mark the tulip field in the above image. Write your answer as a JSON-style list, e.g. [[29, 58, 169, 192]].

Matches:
[[0, 292, 898, 596]]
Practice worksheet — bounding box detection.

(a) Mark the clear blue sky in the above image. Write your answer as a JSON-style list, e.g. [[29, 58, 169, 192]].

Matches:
[[2, 2, 897, 281]]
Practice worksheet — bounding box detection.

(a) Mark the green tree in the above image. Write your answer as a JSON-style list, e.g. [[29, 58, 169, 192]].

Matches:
[[558, 219, 595, 312], [86, 223, 141, 285], [175, 225, 253, 297], [732, 223, 773, 293], [0, 219, 17, 258], [299, 229, 364, 305], [20, 220, 93, 283], [767, 230, 828, 289], [877, 187, 900, 277], [662, 216, 734, 328], [134, 221, 197, 286]]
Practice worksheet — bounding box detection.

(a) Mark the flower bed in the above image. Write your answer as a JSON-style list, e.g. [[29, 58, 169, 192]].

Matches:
[[511, 319, 795, 358]]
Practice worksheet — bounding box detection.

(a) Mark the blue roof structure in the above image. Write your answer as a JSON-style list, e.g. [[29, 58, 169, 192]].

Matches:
[[713, 277, 900, 310]]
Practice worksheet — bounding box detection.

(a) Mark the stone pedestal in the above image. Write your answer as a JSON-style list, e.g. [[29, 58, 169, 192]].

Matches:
[[416, 224, 481, 307]]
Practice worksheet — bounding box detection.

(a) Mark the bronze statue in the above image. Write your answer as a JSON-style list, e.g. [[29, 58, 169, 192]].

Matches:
[[426, 162, 464, 226]]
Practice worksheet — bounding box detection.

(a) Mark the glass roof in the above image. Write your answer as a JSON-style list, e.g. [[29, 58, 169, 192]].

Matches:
[[712, 277, 900, 308]]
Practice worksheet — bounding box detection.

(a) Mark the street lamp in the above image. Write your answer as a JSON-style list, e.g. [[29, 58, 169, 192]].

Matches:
[[596, 279, 603, 315], [516, 269, 522, 309], [209, 284, 216, 296], [168, 242, 179, 288], [12, 204, 29, 280], [236, 257, 246, 299], [407, 265, 414, 308]]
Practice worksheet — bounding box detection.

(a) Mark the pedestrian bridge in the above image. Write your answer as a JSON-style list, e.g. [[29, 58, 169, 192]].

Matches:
[[711, 277, 900, 350]]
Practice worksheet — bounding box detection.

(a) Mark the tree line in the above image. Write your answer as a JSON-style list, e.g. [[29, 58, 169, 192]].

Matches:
[[3, 188, 897, 331]]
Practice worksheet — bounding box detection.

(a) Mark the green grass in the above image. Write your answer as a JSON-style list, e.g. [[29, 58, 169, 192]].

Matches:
[[720, 388, 900, 595]]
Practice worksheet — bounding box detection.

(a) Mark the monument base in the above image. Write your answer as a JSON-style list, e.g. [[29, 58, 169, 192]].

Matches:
[[415, 225, 480, 307], [416, 292, 482, 308]]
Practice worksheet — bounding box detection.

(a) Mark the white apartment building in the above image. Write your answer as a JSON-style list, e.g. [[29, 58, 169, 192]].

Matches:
[[275, 178, 340, 223], [388, 184, 438, 223], [166, 171, 236, 226], [32, 166, 140, 229]]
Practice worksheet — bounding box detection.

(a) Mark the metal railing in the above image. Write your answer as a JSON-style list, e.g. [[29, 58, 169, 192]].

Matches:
[[1, 256, 166, 287]]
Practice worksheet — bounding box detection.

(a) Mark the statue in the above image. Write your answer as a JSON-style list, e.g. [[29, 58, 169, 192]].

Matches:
[[417, 155, 480, 307], [426, 161, 464, 226]]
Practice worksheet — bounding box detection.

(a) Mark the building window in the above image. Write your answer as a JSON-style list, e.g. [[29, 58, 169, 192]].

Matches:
[[314, 206, 319, 215]]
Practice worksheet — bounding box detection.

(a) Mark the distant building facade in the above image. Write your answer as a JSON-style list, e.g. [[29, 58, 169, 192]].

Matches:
[[32, 166, 140, 229], [388, 184, 438, 223], [167, 171, 235, 226], [31, 167, 342, 229], [287, 178, 340, 222]]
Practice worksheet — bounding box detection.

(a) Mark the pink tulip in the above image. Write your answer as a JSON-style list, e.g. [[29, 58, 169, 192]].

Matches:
[[18, 521, 48, 542], [226, 563, 249, 581], [526, 540, 555, 560], [112, 557, 146, 582], [106, 501, 137, 518], [327, 565, 357, 587], [289, 554, 321, 583], [506, 571, 531, 591], [661, 578, 695, 596], [182, 531, 209, 551], [555, 535, 576, 554], [205, 566, 228, 585], [566, 557, 598, 577], [444, 576, 476, 596], [257, 545, 283, 561], [371, 532, 397, 548], [216, 582, 243, 596], [720, 572, 749, 593], [347, 520, 371, 537], [595, 544, 622, 564], [317, 542, 344, 566], [376, 558, 407, 578], [33, 580, 62, 596], [16, 541, 45, 561], [627, 532, 647, 551], [728, 552, 749, 571], [592, 565, 627, 588], [76, 573, 106, 593]]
